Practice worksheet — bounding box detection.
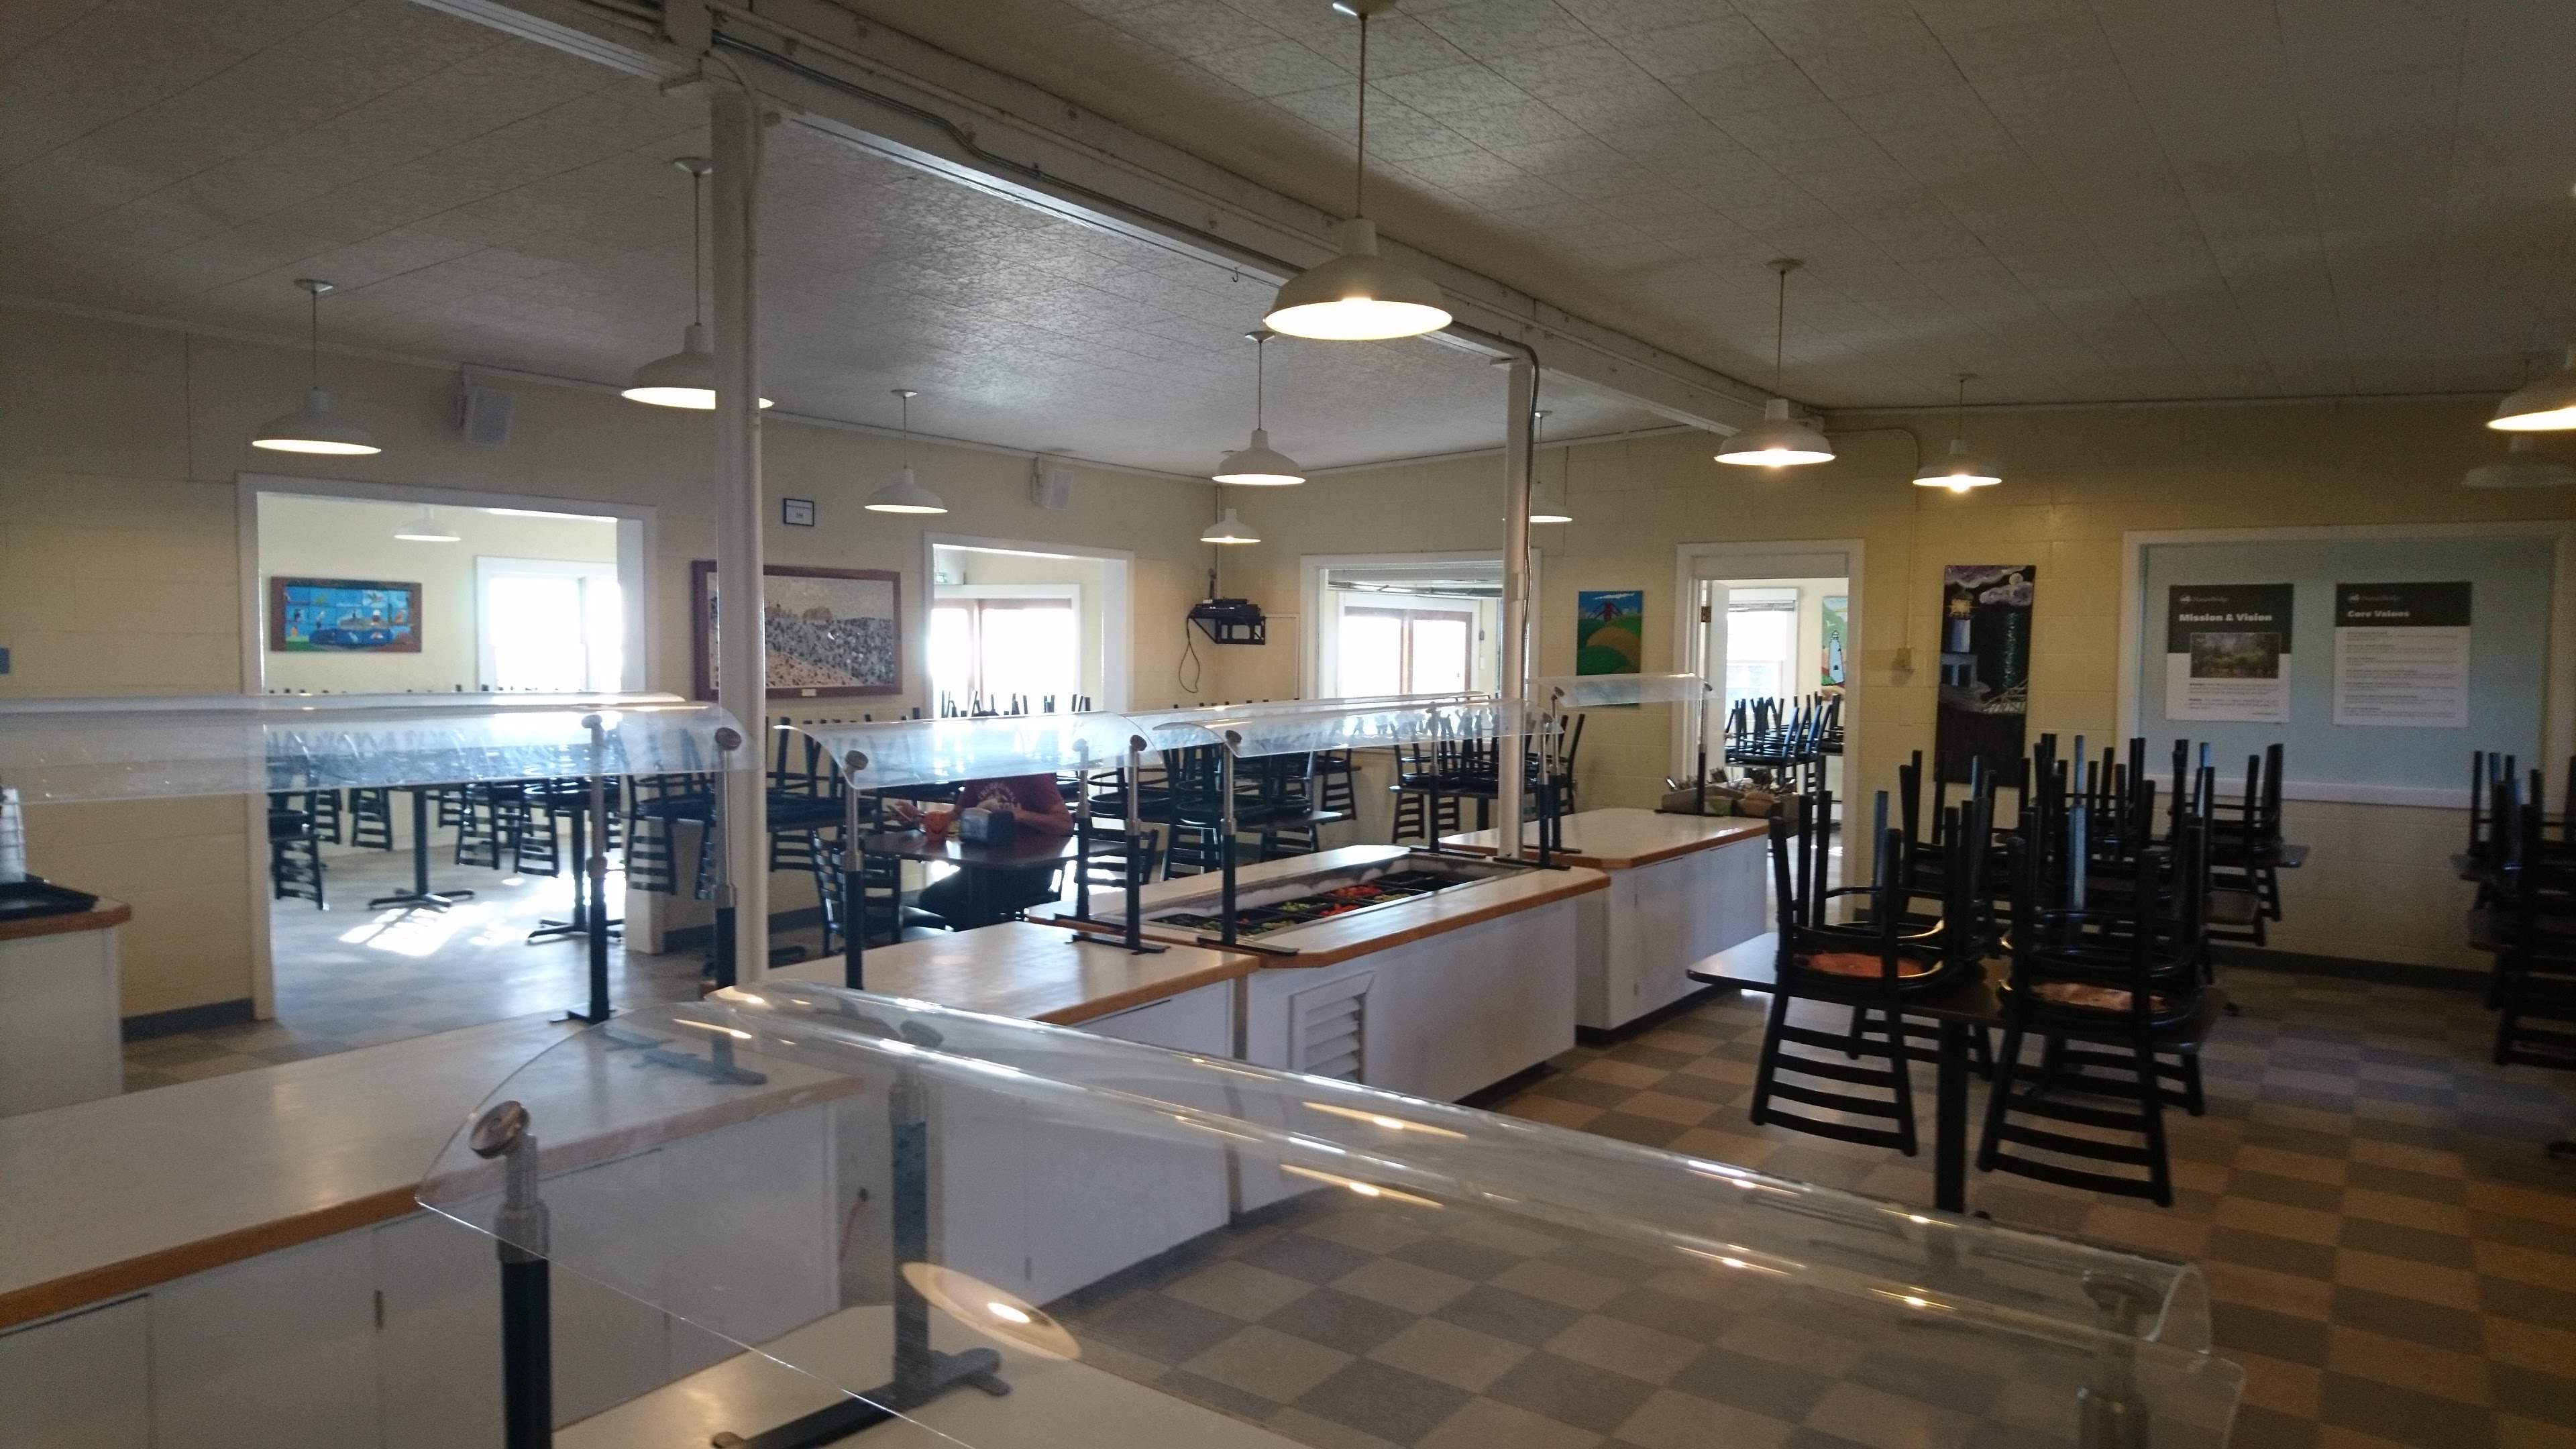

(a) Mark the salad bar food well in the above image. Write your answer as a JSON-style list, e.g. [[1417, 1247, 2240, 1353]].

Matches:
[[1142, 852, 1519, 939]]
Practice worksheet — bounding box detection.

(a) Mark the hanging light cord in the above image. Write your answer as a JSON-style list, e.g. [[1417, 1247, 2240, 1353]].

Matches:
[[691, 166, 706, 331], [306, 284, 321, 388], [900, 392, 912, 466], [1772, 266, 1786, 392], [1955, 373, 1969, 441], [1254, 334, 1267, 431], [1352, 13, 1369, 219]]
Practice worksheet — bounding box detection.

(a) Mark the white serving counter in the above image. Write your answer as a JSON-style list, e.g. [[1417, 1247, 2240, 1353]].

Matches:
[[1446, 808, 1771, 1031], [0, 897, 128, 1117]]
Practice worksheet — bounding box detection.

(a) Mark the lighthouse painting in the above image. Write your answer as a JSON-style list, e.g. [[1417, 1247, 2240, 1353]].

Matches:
[[1934, 564, 2034, 783]]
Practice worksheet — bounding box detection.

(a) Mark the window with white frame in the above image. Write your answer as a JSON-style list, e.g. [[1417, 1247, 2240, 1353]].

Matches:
[[476, 557, 623, 692], [930, 592, 1080, 710], [1313, 557, 1502, 698], [1723, 588, 1797, 715]]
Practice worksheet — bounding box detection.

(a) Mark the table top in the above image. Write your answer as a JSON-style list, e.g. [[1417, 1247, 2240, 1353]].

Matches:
[[1444, 808, 1769, 870], [0, 1014, 570, 1330], [1028, 845, 1607, 968], [764, 921, 1260, 1026], [1694, 932, 2231, 1041], [857, 829, 1084, 869], [0, 897, 129, 945]]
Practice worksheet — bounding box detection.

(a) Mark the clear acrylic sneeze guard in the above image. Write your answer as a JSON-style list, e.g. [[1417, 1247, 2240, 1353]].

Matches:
[[421, 985, 2243, 1447]]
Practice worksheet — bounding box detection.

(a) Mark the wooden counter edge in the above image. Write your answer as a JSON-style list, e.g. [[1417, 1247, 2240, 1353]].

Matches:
[[0, 899, 131, 945], [0, 1185, 418, 1332], [1027, 953, 1264, 1026]]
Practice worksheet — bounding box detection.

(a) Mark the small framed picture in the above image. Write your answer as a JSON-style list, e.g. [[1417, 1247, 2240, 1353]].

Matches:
[[782, 497, 816, 527]]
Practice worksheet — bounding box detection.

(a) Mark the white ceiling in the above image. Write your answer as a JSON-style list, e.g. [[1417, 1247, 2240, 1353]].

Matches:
[[835, 0, 2576, 407], [0, 0, 1666, 475]]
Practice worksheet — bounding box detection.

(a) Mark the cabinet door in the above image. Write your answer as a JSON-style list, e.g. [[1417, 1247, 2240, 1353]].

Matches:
[[151, 1228, 381, 1449], [374, 1213, 503, 1449], [0, 1296, 150, 1449]]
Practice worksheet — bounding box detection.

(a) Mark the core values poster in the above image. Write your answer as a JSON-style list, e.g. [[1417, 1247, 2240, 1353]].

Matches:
[[2164, 584, 2292, 723], [2333, 582, 2471, 728], [1934, 564, 2034, 783]]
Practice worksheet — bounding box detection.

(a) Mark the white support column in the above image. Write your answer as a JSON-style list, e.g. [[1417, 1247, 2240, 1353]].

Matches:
[[712, 87, 769, 977], [1496, 358, 1535, 861]]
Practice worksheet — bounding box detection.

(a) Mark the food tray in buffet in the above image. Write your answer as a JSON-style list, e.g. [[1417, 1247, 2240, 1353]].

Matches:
[[0, 879, 100, 924], [1140, 851, 1522, 939]]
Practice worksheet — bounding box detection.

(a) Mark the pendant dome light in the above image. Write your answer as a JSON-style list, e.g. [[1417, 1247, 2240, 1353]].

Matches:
[[865, 389, 949, 514], [1201, 500, 1260, 545], [1213, 331, 1305, 484], [1914, 373, 2002, 491], [625, 157, 772, 411], [2464, 435, 2576, 489], [1264, 1, 1452, 341], [250, 279, 381, 455], [392, 506, 460, 542], [2489, 343, 2576, 432], [1527, 411, 1572, 523], [1714, 259, 1833, 466]]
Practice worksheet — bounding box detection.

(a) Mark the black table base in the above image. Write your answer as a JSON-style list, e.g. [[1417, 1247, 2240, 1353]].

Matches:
[[368, 786, 476, 913]]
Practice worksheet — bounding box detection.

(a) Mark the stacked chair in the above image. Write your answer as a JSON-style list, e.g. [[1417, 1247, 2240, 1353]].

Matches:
[[1724, 694, 1839, 794], [2461, 758, 2576, 1160]]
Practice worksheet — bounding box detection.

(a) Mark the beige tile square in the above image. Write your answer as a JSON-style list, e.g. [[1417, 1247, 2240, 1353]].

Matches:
[[1800, 1381, 1978, 1449], [2232, 1350, 2323, 1419], [1507, 1096, 1604, 1129], [2324, 1328, 2491, 1407], [1619, 1089, 1719, 1126], [2171, 1157, 2233, 1194], [1490, 1258, 1625, 1311], [2214, 1195, 2343, 1245], [2498, 1413, 2576, 1449], [1715, 1318, 1864, 1377], [1444, 1217, 1564, 1259], [1413, 1396, 1597, 1449], [2200, 1261, 2335, 1319], [2332, 1249, 2481, 1310], [1183, 1324, 1353, 1402], [1261, 1405, 1405, 1449], [1664, 1125, 1777, 1165], [1366, 1318, 1529, 1393], [2474, 1239, 2576, 1291], [2345, 1138, 2463, 1177], [2464, 1181, 2576, 1228], [2233, 1144, 2351, 1185], [2483, 1316, 2576, 1376], [1675, 1054, 1756, 1084], [1165, 1260, 1318, 1322], [2080, 1203, 2211, 1259], [1544, 1313, 1701, 1385], [1576, 1058, 1668, 1088], [1301, 1209, 1432, 1256], [1614, 1387, 1796, 1449], [1332, 1256, 1475, 1315], [2317, 1426, 2432, 1449], [2341, 1187, 2473, 1236]]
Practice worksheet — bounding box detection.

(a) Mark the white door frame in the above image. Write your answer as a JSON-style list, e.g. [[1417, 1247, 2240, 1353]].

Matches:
[[1298, 550, 1521, 699], [2117, 521, 2576, 804], [1671, 538, 1864, 781], [237, 472, 659, 1021], [922, 533, 1133, 710]]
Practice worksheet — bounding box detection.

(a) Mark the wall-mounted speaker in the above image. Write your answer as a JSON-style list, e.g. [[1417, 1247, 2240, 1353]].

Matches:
[[455, 384, 514, 446], [1032, 465, 1074, 510]]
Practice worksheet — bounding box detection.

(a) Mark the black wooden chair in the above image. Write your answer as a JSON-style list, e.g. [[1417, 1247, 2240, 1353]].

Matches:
[[267, 792, 325, 909]]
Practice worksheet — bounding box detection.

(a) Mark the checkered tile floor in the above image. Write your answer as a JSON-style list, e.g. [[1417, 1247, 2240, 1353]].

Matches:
[[1049, 967, 2575, 1449]]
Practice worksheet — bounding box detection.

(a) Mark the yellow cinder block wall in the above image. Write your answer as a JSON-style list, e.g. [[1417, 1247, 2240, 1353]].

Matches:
[[1205, 402, 2575, 975], [0, 305, 1216, 1018]]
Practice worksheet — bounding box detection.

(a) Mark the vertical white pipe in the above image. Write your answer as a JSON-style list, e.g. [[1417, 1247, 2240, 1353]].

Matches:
[[1497, 358, 1535, 860], [712, 88, 769, 977]]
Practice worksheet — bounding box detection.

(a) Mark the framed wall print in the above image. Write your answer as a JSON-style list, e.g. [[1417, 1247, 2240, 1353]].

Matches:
[[692, 561, 903, 699], [269, 577, 422, 653]]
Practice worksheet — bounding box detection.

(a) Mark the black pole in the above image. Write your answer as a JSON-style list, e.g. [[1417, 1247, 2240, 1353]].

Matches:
[[1696, 690, 1711, 815], [843, 753, 865, 991], [1126, 743, 1146, 951], [712, 727, 741, 990], [470, 1102, 551, 1449], [1219, 745, 1239, 947], [582, 719, 610, 1022]]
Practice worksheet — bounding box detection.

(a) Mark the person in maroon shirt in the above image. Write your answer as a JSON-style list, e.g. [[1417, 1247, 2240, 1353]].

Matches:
[[914, 773, 1072, 928]]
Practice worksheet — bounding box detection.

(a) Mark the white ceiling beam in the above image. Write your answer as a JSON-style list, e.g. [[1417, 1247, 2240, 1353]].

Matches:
[[409, 0, 1774, 435]]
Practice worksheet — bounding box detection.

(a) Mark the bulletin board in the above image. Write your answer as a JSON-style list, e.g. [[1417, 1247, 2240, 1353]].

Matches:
[[2131, 535, 2554, 801]]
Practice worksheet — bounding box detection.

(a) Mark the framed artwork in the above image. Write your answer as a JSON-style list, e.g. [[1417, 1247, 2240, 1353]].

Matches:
[[269, 577, 421, 653], [1933, 564, 2035, 782], [692, 561, 902, 699], [1575, 589, 1644, 676], [1820, 594, 1848, 686]]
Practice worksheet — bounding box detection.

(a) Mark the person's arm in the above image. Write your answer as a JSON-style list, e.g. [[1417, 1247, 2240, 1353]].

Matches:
[[1010, 776, 1075, 836]]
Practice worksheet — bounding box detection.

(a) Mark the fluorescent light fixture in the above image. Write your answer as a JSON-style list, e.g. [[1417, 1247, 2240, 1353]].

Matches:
[[252, 280, 382, 455], [2491, 343, 2576, 431]]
